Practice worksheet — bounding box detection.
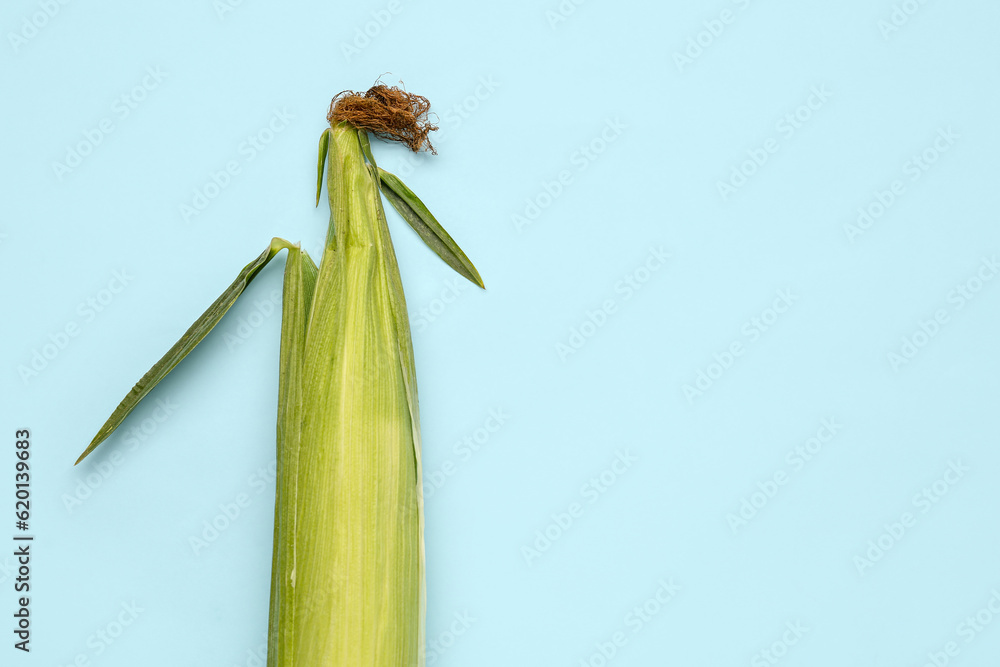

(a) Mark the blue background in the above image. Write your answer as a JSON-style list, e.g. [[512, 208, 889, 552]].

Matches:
[[3, 0, 1000, 665]]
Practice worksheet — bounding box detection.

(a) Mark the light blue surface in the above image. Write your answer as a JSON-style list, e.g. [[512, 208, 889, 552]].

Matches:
[[3, 1, 1000, 664]]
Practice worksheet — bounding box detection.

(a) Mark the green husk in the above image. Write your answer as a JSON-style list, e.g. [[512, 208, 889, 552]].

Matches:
[[268, 243, 317, 666], [272, 121, 425, 665]]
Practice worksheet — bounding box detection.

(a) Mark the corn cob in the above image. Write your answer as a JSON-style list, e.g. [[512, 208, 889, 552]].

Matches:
[[75, 84, 484, 666]]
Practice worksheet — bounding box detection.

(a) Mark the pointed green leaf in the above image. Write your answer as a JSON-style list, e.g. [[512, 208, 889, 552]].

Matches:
[[378, 167, 485, 289], [316, 128, 331, 207], [75, 237, 296, 465]]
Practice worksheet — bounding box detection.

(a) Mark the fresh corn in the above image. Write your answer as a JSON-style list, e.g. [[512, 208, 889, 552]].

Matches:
[[76, 84, 483, 666]]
